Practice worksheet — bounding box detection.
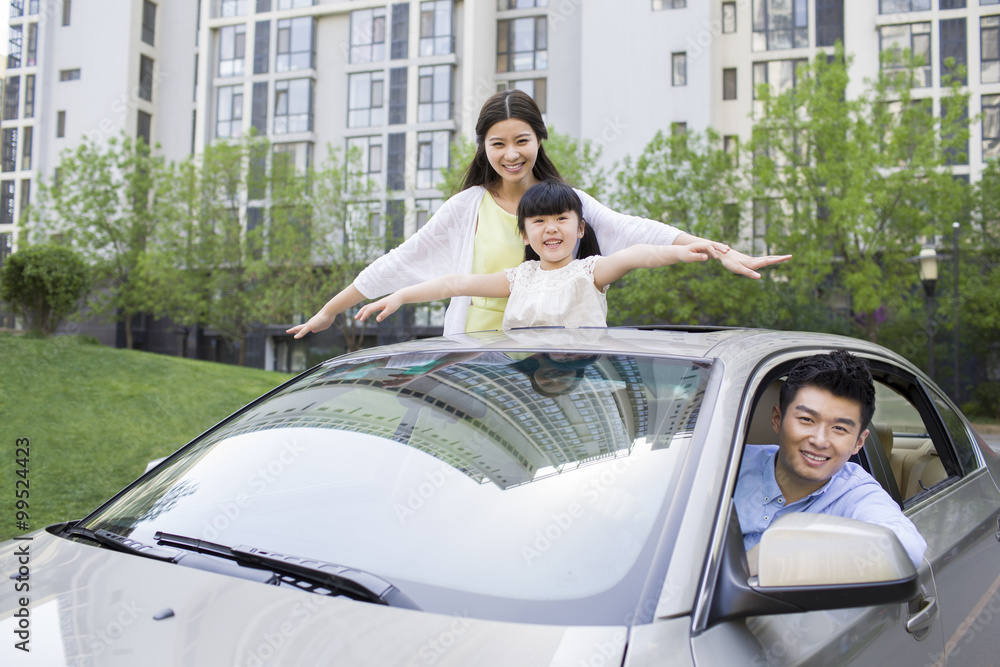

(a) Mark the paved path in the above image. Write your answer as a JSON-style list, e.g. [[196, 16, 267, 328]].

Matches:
[[978, 432, 1000, 454]]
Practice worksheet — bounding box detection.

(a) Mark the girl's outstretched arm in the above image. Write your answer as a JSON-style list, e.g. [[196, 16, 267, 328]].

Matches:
[[356, 272, 511, 323], [287, 283, 367, 339], [672, 232, 791, 279], [592, 242, 716, 288]]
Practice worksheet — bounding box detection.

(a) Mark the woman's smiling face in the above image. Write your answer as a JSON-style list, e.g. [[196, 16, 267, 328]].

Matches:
[[484, 118, 539, 186]]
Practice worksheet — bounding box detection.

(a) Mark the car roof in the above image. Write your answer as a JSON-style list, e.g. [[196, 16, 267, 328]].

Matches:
[[333, 326, 910, 377]]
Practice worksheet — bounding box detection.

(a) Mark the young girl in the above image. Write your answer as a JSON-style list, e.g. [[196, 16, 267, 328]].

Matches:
[[354, 181, 717, 330], [288, 90, 789, 338]]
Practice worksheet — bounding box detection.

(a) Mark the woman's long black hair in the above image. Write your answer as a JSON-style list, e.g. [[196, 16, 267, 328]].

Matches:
[[459, 90, 564, 192], [516, 181, 602, 262]]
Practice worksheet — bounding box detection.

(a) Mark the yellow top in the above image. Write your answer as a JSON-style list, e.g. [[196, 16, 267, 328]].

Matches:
[[465, 192, 525, 332]]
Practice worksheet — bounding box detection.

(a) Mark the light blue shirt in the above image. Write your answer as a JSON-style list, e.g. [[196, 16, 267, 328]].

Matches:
[[735, 445, 928, 568]]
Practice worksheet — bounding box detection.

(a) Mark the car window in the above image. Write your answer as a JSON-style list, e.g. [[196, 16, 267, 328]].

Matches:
[[926, 387, 979, 475]]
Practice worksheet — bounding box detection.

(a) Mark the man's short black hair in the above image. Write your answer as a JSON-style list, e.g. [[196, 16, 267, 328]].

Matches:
[[778, 350, 876, 429]]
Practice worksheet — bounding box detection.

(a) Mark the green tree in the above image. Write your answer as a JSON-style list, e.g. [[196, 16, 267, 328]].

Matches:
[[0, 245, 90, 336], [608, 127, 760, 326], [748, 44, 970, 342], [30, 135, 175, 348]]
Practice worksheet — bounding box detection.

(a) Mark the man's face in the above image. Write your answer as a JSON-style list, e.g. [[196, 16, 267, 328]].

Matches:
[[772, 385, 868, 499]]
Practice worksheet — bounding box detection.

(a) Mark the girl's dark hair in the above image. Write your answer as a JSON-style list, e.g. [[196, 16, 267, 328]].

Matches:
[[516, 180, 602, 262], [459, 90, 564, 192]]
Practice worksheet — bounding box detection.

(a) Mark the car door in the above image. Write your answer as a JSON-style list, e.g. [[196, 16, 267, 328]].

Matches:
[[894, 379, 1000, 666]]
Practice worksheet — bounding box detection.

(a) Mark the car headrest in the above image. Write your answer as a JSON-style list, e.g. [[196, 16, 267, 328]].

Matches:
[[746, 380, 783, 445], [872, 422, 893, 457]]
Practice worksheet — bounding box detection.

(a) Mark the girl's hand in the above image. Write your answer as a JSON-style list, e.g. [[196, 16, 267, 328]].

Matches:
[[719, 249, 792, 280], [676, 241, 716, 263], [355, 296, 402, 323]]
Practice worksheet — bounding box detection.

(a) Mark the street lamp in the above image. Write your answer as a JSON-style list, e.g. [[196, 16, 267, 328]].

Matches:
[[918, 246, 938, 380]]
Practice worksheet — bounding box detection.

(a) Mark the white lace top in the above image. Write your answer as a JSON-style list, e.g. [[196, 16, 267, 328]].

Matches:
[[502, 256, 609, 330], [353, 186, 680, 334]]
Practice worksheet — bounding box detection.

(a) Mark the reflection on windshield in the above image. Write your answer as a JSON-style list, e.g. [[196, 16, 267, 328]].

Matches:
[[192, 352, 707, 490]]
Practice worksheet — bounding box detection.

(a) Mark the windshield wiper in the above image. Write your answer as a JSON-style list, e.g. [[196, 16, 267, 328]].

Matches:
[[154, 531, 419, 609], [64, 525, 183, 563]]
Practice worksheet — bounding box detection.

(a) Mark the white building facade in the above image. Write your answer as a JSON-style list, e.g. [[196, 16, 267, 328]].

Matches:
[[3, 0, 999, 346]]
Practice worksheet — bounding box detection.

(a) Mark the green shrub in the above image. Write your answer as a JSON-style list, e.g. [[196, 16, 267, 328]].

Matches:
[[0, 245, 90, 336], [963, 382, 1000, 421]]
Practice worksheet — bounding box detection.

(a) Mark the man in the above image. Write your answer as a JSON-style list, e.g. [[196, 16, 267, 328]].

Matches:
[[735, 350, 927, 569]]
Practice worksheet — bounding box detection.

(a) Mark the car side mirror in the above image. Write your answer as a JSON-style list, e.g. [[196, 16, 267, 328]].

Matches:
[[708, 508, 920, 626]]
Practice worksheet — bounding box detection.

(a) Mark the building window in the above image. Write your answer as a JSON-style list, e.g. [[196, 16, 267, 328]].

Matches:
[[815, 0, 843, 47], [21, 127, 31, 171], [2, 129, 17, 172], [277, 0, 313, 8], [11, 0, 24, 17], [387, 133, 405, 190], [752, 59, 808, 98], [57, 111, 66, 138], [940, 18, 967, 84], [652, 0, 686, 8], [752, 0, 808, 51], [272, 142, 313, 178], [3, 78, 19, 121], [274, 78, 312, 134], [420, 1, 453, 56], [415, 197, 443, 230], [942, 99, 968, 165], [61, 0, 70, 26], [254, 20, 269, 74], [19, 179, 30, 214], [23, 75, 34, 118], [251, 81, 267, 132], [390, 3, 409, 59], [724, 135, 739, 165], [723, 2, 736, 33], [497, 0, 548, 8], [348, 71, 385, 128], [416, 130, 449, 190], [723, 67, 737, 99], [672, 52, 687, 86], [25, 23, 37, 66], [8, 25, 21, 68], [218, 0, 247, 17], [137, 111, 152, 145], [350, 8, 386, 64], [880, 23, 931, 88], [59, 69, 81, 81], [28, 0, 39, 15], [498, 79, 547, 114], [940, 0, 966, 7], [418, 65, 452, 122], [142, 1, 156, 45], [983, 16, 999, 84], [347, 136, 385, 184], [879, 0, 930, 12], [277, 17, 314, 72], [984, 94, 1000, 161], [1, 182, 13, 226], [216, 86, 243, 138], [388, 68, 407, 125], [139, 56, 154, 102], [497, 17, 547, 72], [671, 122, 687, 137], [219, 24, 246, 77]]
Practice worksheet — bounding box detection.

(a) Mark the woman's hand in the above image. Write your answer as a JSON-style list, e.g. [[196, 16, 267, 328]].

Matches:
[[286, 311, 335, 339], [355, 295, 403, 323], [719, 249, 792, 280]]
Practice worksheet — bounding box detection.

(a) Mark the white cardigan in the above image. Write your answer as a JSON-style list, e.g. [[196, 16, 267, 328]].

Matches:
[[354, 185, 682, 334]]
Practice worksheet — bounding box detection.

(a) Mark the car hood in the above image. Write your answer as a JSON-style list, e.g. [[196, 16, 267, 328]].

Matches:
[[0, 531, 629, 666]]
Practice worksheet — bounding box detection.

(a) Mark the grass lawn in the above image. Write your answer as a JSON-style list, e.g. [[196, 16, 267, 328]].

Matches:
[[0, 334, 294, 542]]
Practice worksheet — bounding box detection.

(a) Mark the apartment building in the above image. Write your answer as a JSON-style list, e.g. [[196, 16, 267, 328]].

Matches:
[[3, 0, 999, 365]]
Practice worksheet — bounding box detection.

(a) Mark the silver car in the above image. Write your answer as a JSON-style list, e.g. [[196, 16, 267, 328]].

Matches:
[[3, 327, 999, 666]]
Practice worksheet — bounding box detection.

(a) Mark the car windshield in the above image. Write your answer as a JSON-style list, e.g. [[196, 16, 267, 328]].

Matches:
[[78, 349, 712, 625]]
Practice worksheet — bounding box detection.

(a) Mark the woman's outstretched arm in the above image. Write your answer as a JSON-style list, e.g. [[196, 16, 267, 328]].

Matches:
[[672, 232, 791, 279], [355, 272, 511, 323], [286, 283, 367, 339]]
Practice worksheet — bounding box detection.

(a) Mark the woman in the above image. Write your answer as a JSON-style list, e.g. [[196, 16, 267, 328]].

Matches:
[[288, 90, 788, 337]]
